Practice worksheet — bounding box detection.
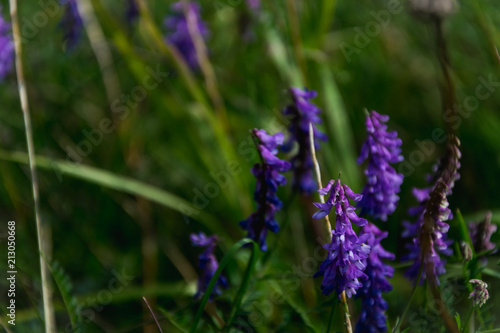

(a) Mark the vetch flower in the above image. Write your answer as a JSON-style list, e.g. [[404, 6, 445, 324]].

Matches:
[[312, 179, 370, 298], [469, 211, 497, 255], [190, 232, 227, 299], [282, 87, 327, 195], [469, 279, 489, 307], [60, 0, 83, 49], [164, 1, 208, 69], [0, 6, 14, 80], [402, 135, 460, 285], [240, 129, 291, 251], [355, 222, 395, 333], [357, 110, 403, 221]]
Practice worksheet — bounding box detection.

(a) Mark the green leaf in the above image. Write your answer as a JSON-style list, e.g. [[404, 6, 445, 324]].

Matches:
[[0, 149, 221, 233], [49, 261, 81, 329], [455, 312, 461, 330], [158, 307, 189, 333], [191, 238, 258, 333]]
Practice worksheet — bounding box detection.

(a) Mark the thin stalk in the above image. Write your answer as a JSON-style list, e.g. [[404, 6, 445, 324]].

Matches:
[[462, 306, 474, 333], [75, 0, 121, 107], [143, 297, 164, 333], [8, 0, 54, 331], [181, 0, 229, 132], [392, 261, 424, 333], [309, 123, 352, 333], [285, 0, 307, 85]]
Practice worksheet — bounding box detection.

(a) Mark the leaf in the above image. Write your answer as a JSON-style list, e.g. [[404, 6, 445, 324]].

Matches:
[[49, 261, 81, 329], [0, 149, 221, 233], [455, 312, 461, 330], [191, 238, 258, 333], [158, 307, 189, 333]]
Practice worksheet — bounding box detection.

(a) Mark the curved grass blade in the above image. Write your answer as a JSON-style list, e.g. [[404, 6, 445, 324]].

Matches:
[[49, 261, 82, 330], [0, 150, 220, 232], [190, 238, 258, 333]]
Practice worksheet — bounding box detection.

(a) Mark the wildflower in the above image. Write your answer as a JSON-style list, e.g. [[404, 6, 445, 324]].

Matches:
[[0, 7, 14, 80], [61, 0, 83, 49], [125, 0, 139, 22], [240, 129, 291, 251], [460, 241, 473, 262], [402, 135, 460, 285], [190, 232, 227, 299], [164, 1, 208, 69], [469, 211, 497, 255], [469, 279, 489, 307], [312, 179, 370, 298], [357, 110, 403, 221], [355, 222, 395, 333], [282, 87, 327, 195]]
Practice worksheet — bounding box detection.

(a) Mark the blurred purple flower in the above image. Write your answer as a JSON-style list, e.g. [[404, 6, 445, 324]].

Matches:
[[402, 181, 453, 284], [240, 129, 291, 251], [164, 1, 208, 69], [282, 87, 327, 195], [469, 279, 489, 307], [190, 232, 227, 299], [355, 222, 394, 333], [402, 135, 460, 285], [469, 211, 497, 257], [312, 179, 370, 298], [0, 8, 14, 81], [357, 110, 403, 221], [125, 0, 139, 22], [61, 0, 83, 49]]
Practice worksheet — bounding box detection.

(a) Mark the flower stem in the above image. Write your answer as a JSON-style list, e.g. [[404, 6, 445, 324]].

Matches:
[[309, 123, 353, 333], [8, 0, 54, 330], [462, 305, 475, 333]]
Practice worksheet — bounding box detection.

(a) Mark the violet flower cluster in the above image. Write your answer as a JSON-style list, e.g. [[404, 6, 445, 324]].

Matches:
[[240, 129, 291, 251], [312, 179, 370, 298], [355, 222, 395, 333], [402, 182, 453, 284], [190, 232, 227, 299], [0, 7, 14, 80], [357, 111, 403, 221], [469, 279, 490, 307], [61, 0, 83, 49], [282, 87, 327, 195], [469, 211, 497, 256], [402, 136, 460, 285], [164, 1, 209, 69]]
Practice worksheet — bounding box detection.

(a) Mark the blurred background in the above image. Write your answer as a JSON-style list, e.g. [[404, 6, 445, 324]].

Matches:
[[0, 0, 499, 331]]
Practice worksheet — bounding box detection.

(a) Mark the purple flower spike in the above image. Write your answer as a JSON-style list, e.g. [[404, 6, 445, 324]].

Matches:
[[313, 179, 370, 298], [0, 8, 14, 81], [358, 111, 404, 221], [240, 129, 291, 251], [469, 279, 489, 307], [282, 87, 327, 195], [355, 222, 395, 333], [164, 2, 209, 69], [469, 211, 497, 258], [190, 232, 227, 299], [60, 0, 83, 49]]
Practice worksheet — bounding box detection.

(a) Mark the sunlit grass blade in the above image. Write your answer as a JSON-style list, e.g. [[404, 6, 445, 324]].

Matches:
[[0, 150, 221, 234], [190, 238, 258, 333]]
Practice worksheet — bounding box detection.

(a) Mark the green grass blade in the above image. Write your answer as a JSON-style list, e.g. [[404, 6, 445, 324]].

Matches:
[[49, 261, 82, 329], [0, 149, 220, 231], [158, 308, 189, 333], [190, 238, 258, 333]]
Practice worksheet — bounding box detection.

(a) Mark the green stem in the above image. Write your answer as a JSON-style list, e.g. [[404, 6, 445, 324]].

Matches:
[[392, 262, 424, 333], [461, 306, 475, 333]]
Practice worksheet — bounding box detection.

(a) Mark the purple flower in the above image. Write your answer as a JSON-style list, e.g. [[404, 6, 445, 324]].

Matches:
[[240, 129, 291, 251], [355, 222, 394, 333], [190, 232, 227, 299], [164, 1, 208, 69], [282, 87, 327, 195], [357, 111, 403, 221], [469, 211, 497, 256], [312, 179, 370, 298], [246, 0, 260, 11], [402, 135, 460, 285], [125, 0, 139, 22], [61, 0, 83, 49], [402, 181, 453, 284], [469, 279, 489, 307], [0, 8, 14, 81]]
